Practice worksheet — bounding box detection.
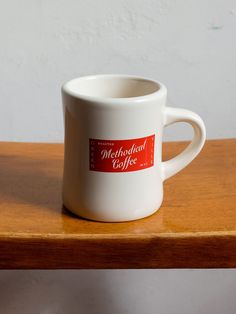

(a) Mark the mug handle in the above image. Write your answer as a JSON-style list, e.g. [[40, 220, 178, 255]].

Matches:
[[161, 106, 206, 180]]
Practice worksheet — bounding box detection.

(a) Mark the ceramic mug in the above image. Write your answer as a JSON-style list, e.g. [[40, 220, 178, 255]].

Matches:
[[62, 74, 206, 222]]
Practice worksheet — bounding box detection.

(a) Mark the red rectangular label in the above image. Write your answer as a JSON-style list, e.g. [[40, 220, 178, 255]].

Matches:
[[89, 135, 155, 172]]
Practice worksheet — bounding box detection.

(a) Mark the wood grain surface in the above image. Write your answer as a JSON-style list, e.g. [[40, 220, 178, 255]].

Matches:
[[0, 139, 235, 269]]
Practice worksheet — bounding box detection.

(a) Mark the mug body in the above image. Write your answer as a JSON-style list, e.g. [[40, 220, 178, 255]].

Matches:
[[62, 75, 167, 222]]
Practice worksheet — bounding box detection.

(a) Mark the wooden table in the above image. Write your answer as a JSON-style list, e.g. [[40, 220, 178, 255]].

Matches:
[[0, 139, 235, 269]]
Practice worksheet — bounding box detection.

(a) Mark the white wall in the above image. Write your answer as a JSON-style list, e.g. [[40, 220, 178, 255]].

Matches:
[[0, 1, 236, 314], [0, 0, 235, 142], [1, 270, 236, 314]]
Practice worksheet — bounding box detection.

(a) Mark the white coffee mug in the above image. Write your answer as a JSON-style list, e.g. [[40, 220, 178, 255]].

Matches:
[[62, 74, 206, 222]]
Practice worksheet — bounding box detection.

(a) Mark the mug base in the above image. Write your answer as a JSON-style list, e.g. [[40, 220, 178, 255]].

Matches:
[[63, 203, 161, 223]]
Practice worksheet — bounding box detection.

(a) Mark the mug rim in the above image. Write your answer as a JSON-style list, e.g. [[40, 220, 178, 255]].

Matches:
[[62, 74, 167, 103]]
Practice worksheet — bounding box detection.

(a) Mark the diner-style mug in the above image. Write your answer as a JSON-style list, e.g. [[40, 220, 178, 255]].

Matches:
[[62, 74, 206, 222]]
